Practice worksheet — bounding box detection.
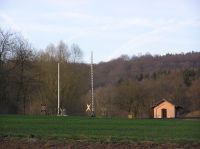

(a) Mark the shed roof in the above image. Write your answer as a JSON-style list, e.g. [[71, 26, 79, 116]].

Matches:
[[151, 99, 182, 109]]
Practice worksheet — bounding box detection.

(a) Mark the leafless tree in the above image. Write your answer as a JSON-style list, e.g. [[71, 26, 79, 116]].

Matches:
[[56, 40, 70, 62], [70, 43, 83, 63], [0, 28, 15, 67]]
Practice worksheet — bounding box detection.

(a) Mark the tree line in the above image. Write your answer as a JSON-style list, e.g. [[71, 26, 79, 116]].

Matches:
[[0, 28, 200, 117], [0, 28, 89, 115], [93, 53, 200, 117]]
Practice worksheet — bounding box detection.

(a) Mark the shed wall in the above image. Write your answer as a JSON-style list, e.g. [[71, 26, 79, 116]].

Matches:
[[153, 101, 175, 118]]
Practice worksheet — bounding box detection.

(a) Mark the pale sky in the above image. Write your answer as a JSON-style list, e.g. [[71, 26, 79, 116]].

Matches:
[[0, 0, 200, 63]]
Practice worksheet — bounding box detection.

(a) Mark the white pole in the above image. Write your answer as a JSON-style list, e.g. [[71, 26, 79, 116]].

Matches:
[[57, 62, 60, 115], [91, 51, 95, 116]]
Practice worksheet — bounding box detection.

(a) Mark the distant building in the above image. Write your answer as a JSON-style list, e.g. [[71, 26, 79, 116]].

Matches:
[[152, 99, 183, 118]]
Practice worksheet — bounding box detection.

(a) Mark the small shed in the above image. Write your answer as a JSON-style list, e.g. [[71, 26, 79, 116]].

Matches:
[[152, 99, 182, 118]]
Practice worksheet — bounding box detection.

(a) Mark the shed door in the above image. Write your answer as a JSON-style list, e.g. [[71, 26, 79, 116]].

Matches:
[[161, 109, 167, 118]]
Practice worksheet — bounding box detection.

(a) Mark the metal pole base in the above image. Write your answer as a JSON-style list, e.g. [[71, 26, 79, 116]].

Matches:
[[91, 111, 95, 117]]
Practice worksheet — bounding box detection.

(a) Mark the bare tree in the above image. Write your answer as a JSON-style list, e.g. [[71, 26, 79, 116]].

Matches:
[[0, 29, 16, 113], [56, 40, 70, 62], [45, 43, 56, 61], [70, 43, 83, 63], [0, 28, 15, 67], [13, 37, 35, 114]]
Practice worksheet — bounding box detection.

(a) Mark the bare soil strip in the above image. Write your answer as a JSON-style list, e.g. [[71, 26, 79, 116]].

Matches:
[[1, 139, 200, 149]]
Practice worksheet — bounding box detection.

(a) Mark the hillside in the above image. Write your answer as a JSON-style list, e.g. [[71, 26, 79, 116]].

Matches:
[[94, 52, 200, 87]]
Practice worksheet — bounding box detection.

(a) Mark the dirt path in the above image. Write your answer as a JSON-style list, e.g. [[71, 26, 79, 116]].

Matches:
[[0, 139, 199, 149]]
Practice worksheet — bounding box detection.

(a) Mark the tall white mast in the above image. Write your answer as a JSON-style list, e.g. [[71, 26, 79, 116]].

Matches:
[[91, 51, 95, 116], [57, 62, 60, 115]]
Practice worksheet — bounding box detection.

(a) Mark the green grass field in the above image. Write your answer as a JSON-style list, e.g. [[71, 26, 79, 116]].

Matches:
[[0, 115, 200, 143]]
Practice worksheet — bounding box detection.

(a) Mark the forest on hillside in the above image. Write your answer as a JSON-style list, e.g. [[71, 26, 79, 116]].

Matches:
[[0, 28, 200, 117]]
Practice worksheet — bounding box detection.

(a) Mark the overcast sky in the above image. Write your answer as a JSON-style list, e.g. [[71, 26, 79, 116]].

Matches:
[[0, 0, 200, 63]]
